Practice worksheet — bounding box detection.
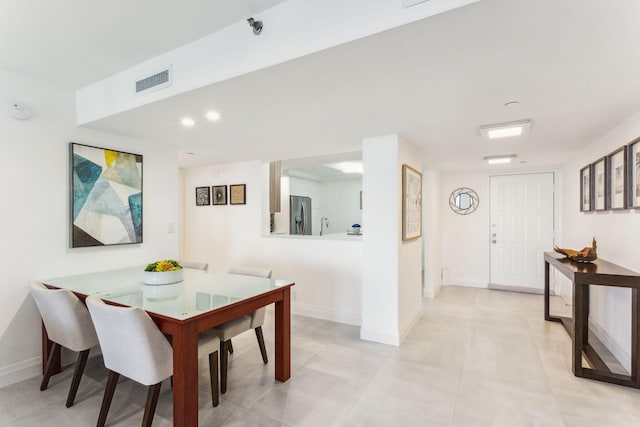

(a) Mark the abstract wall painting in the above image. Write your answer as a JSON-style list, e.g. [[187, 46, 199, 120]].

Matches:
[[592, 157, 606, 211], [70, 143, 143, 248], [629, 138, 640, 209], [607, 146, 627, 210]]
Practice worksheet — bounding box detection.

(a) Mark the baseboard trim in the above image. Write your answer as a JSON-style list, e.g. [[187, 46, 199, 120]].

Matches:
[[0, 357, 41, 388], [589, 319, 631, 372], [292, 302, 360, 326], [399, 304, 422, 344], [359, 328, 400, 346], [447, 280, 488, 289], [488, 283, 543, 295]]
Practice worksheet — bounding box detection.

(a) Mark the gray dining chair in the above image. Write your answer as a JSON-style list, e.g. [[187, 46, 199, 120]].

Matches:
[[86, 296, 220, 427], [179, 260, 209, 271], [29, 282, 99, 408], [204, 267, 272, 394]]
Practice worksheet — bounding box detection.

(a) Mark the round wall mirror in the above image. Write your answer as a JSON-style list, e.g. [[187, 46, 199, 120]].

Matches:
[[449, 187, 479, 215]]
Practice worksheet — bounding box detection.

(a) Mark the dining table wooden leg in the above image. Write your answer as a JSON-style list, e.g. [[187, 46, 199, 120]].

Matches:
[[274, 287, 291, 382], [170, 322, 199, 427]]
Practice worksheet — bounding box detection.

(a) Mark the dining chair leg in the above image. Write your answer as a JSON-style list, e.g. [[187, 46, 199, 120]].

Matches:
[[209, 351, 219, 407], [228, 339, 234, 354], [220, 340, 229, 394], [97, 370, 120, 427], [40, 343, 61, 391], [66, 349, 90, 407], [255, 326, 269, 364], [142, 382, 162, 427]]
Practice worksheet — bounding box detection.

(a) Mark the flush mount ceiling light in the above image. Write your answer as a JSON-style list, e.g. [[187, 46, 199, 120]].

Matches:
[[181, 117, 195, 127], [484, 154, 517, 165], [325, 161, 363, 174], [480, 119, 532, 139], [247, 17, 263, 35], [205, 111, 221, 121]]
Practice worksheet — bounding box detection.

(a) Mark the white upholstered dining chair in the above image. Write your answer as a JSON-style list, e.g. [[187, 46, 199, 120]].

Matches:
[[86, 296, 220, 427], [179, 260, 209, 271], [29, 282, 99, 408], [204, 266, 272, 394]]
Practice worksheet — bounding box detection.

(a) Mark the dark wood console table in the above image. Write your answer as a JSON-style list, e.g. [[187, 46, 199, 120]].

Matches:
[[544, 252, 640, 388]]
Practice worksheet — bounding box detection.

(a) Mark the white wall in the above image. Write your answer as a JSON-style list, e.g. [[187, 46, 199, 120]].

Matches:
[[441, 171, 490, 287], [319, 177, 363, 234], [561, 110, 640, 372], [361, 135, 422, 345], [0, 69, 179, 387], [181, 160, 363, 325], [423, 169, 443, 298]]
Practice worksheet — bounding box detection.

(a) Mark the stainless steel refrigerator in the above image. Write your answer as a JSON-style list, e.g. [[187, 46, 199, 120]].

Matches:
[[290, 196, 312, 235]]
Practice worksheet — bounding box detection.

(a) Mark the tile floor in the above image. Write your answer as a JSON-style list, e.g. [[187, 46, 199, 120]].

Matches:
[[2, 286, 640, 426]]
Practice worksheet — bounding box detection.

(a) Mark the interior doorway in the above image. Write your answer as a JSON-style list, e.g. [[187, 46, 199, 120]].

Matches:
[[489, 173, 555, 293]]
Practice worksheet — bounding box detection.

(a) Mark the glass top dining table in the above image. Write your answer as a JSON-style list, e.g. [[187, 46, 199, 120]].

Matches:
[[44, 266, 293, 320], [42, 266, 294, 427]]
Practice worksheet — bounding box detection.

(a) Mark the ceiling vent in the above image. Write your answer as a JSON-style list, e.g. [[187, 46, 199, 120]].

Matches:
[[135, 67, 172, 94]]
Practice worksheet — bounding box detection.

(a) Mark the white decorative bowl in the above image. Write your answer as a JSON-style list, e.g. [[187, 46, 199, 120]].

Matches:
[[144, 269, 184, 285]]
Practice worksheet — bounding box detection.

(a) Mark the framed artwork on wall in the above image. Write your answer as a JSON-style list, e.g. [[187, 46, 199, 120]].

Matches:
[[70, 142, 143, 248], [195, 186, 210, 206], [230, 184, 246, 205], [402, 164, 422, 241], [212, 185, 227, 205], [607, 146, 627, 210], [592, 157, 607, 211], [580, 165, 592, 212], [629, 137, 640, 209]]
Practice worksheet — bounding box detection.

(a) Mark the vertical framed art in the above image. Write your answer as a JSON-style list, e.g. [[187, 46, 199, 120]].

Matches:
[[580, 165, 592, 212], [230, 184, 246, 205], [592, 157, 607, 211], [212, 185, 227, 205], [195, 186, 210, 206], [629, 137, 640, 209], [607, 146, 627, 210], [70, 142, 143, 247], [402, 164, 422, 241]]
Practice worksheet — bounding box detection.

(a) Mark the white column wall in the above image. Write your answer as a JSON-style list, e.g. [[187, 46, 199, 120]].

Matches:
[[0, 68, 179, 387]]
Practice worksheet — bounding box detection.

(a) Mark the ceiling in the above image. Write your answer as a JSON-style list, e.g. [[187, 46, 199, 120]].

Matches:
[[6, 0, 640, 171]]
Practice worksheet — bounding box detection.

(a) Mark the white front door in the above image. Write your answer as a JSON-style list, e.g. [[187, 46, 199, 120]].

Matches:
[[490, 173, 555, 292]]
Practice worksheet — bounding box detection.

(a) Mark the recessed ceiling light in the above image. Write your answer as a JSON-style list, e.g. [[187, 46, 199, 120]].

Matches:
[[480, 119, 532, 139], [325, 161, 363, 174], [484, 154, 517, 165], [205, 111, 221, 121], [181, 117, 195, 127]]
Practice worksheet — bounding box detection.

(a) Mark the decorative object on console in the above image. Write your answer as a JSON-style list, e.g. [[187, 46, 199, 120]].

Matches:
[[449, 187, 479, 215], [196, 186, 210, 206], [212, 185, 227, 205], [70, 143, 142, 248], [230, 184, 246, 205], [402, 164, 422, 241], [143, 260, 183, 285], [554, 238, 598, 263], [607, 146, 627, 210]]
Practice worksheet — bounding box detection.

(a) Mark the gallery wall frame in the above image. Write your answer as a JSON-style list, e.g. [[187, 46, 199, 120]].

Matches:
[[628, 137, 640, 209], [592, 157, 607, 211], [212, 185, 227, 205], [580, 164, 592, 212], [402, 164, 422, 241], [195, 186, 210, 206], [607, 146, 627, 210], [70, 142, 143, 248], [230, 184, 246, 205]]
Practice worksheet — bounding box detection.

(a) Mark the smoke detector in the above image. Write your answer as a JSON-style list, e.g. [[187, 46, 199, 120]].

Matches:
[[7, 101, 31, 120]]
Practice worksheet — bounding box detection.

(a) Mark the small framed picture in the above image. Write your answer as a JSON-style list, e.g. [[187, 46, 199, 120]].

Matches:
[[580, 165, 592, 212], [592, 157, 607, 211], [607, 146, 627, 210], [230, 184, 246, 205], [212, 185, 227, 205], [629, 137, 640, 209], [195, 186, 210, 206], [402, 164, 422, 241]]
